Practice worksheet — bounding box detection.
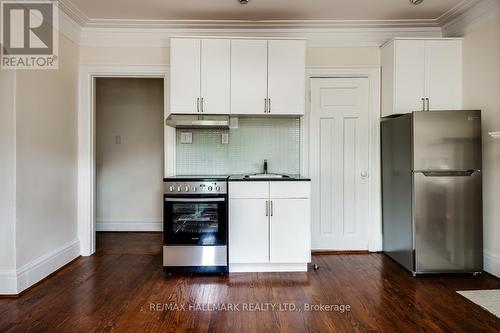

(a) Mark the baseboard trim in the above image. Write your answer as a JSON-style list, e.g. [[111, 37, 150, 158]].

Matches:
[[312, 250, 370, 255], [0, 269, 18, 295], [16, 239, 80, 294], [0, 239, 80, 295], [229, 263, 308, 273], [484, 250, 500, 278], [96, 221, 163, 232]]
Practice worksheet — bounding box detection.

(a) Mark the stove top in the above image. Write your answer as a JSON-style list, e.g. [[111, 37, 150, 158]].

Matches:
[[164, 175, 229, 181]]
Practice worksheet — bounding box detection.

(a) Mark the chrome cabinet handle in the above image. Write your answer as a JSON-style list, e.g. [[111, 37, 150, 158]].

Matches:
[[425, 98, 429, 111], [197, 97, 200, 113], [265, 200, 269, 216], [270, 201, 274, 216], [421, 98, 425, 111], [264, 98, 268, 113], [201, 97, 204, 113], [268, 98, 271, 113]]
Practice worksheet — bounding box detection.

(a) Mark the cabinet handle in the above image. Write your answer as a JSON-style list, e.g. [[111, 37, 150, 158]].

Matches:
[[270, 201, 274, 216], [201, 97, 204, 113], [268, 98, 271, 113], [425, 98, 430, 111], [264, 98, 268, 113], [421, 98, 425, 112], [197, 97, 200, 113], [265, 201, 269, 216]]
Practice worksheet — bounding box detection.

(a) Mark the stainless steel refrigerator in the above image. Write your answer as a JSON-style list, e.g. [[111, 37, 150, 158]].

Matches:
[[381, 110, 483, 275]]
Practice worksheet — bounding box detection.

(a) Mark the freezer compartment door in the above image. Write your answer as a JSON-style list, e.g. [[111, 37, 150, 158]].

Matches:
[[413, 110, 481, 171], [414, 171, 483, 273]]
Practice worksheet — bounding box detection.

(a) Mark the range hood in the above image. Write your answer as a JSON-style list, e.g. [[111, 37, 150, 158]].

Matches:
[[165, 115, 230, 129]]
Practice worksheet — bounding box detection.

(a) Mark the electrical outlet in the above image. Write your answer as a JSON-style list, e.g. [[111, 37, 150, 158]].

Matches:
[[180, 132, 193, 144], [221, 133, 229, 144]]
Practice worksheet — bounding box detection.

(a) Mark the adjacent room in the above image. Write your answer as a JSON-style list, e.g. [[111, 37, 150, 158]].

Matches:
[[1, 0, 499, 332]]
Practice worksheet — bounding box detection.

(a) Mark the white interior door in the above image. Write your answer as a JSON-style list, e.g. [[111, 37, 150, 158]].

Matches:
[[310, 78, 370, 250]]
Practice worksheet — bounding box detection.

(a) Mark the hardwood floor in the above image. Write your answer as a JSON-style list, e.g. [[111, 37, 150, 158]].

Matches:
[[1, 232, 499, 332]]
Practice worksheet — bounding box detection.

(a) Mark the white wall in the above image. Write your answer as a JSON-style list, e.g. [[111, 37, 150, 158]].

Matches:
[[462, 13, 500, 277], [14, 33, 80, 281], [96, 78, 164, 231], [0, 71, 16, 272], [80, 46, 381, 66]]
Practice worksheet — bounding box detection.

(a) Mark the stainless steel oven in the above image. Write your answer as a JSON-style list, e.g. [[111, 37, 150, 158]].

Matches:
[[163, 177, 228, 274]]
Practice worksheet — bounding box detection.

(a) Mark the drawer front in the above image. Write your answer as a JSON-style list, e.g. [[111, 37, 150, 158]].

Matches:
[[229, 182, 269, 199], [270, 181, 310, 199]]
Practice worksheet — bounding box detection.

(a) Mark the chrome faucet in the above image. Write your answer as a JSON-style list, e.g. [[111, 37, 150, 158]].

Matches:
[[263, 159, 268, 174]]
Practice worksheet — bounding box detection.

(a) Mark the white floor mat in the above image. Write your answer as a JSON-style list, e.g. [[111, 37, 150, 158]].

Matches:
[[457, 289, 500, 318]]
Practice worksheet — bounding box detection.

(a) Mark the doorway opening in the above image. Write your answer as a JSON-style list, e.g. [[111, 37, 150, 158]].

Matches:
[[94, 78, 164, 252]]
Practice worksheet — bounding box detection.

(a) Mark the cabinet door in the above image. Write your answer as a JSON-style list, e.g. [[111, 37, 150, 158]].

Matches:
[[170, 38, 201, 114], [267, 40, 306, 115], [230, 40, 268, 115], [200, 39, 231, 114], [229, 199, 269, 263], [394, 40, 425, 114], [424, 40, 462, 111], [269, 199, 310, 263]]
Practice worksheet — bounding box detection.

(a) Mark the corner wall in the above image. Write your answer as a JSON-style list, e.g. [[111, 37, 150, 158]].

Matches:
[[462, 14, 500, 277], [0, 71, 17, 293]]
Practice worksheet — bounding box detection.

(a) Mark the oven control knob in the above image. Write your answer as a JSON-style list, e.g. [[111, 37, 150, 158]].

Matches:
[[185, 186, 189, 192], [208, 186, 213, 191], [192, 187, 197, 191], [216, 186, 221, 191], [177, 186, 181, 192], [169, 186, 174, 192]]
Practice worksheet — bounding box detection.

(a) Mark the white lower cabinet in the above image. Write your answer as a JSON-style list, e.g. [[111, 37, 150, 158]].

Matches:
[[270, 199, 310, 263], [229, 198, 269, 263], [229, 181, 311, 272]]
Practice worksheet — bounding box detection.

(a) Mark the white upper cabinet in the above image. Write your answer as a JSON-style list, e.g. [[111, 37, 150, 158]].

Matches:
[[267, 40, 306, 115], [230, 39, 268, 115], [381, 38, 463, 117], [424, 40, 462, 111], [170, 38, 231, 114], [170, 37, 306, 116], [170, 38, 201, 114], [200, 39, 231, 114]]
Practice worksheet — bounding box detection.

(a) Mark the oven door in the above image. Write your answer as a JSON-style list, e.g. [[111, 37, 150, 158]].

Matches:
[[164, 196, 227, 246]]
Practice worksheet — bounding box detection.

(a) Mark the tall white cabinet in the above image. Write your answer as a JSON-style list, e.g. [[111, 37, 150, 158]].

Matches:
[[229, 181, 311, 272], [381, 38, 462, 117]]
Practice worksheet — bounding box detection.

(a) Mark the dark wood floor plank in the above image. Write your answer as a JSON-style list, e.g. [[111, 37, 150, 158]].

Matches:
[[0, 232, 499, 333]]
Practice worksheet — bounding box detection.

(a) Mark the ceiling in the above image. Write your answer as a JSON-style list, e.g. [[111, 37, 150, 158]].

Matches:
[[65, 0, 467, 23]]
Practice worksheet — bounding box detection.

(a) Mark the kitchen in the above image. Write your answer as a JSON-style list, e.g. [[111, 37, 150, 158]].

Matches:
[[1, 0, 500, 331]]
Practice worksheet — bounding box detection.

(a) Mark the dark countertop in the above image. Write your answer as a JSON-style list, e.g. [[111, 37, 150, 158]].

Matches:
[[228, 174, 311, 182]]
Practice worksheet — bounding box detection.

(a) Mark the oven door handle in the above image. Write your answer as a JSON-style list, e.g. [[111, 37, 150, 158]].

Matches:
[[164, 197, 226, 202]]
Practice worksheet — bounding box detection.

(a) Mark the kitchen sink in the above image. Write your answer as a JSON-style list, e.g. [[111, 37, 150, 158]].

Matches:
[[244, 173, 290, 179]]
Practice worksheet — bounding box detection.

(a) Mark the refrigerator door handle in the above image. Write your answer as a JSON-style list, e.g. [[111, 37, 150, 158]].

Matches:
[[420, 170, 477, 177]]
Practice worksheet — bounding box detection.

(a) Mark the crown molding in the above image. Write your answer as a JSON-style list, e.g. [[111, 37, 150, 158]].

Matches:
[[55, 0, 497, 48], [442, 0, 500, 36], [78, 27, 442, 48]]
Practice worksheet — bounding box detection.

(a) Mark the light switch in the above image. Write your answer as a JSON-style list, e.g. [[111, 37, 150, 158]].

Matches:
[[221, 133, 229, 144], [180, 132, 193, 144], [115, 135, 122, 144]]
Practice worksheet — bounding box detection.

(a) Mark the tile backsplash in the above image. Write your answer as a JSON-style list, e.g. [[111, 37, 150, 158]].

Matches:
[[176, 117, 300, 175]]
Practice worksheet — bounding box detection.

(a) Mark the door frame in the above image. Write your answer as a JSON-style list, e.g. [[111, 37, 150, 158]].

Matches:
[[302, 66, 382, 251], [77, 64, 173, 256]]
